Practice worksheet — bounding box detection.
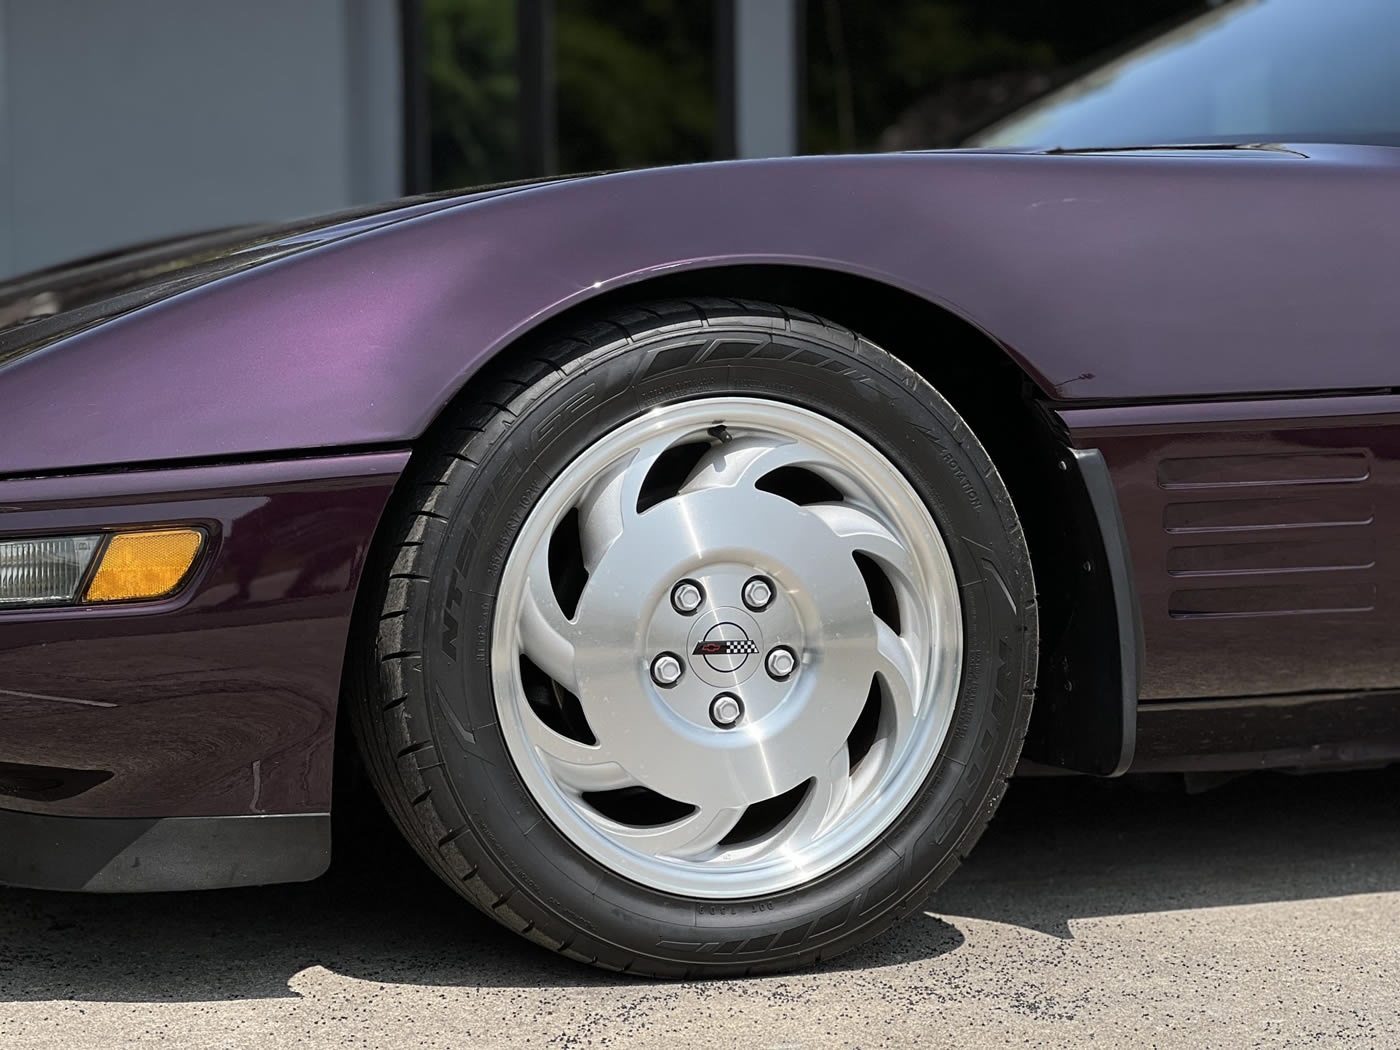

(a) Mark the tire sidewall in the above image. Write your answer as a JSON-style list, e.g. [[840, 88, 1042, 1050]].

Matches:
[[415, 319, 1029, 961]]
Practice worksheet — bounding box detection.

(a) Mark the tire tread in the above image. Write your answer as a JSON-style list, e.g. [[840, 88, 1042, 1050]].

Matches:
[[345, 297, 1038, 977]]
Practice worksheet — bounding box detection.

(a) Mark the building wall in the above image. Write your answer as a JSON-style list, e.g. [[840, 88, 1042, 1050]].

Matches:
[[0, 0, 401, 278]]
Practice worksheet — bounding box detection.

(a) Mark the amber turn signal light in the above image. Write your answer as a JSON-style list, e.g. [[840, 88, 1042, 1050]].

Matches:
[[83, 528, 204, 603]]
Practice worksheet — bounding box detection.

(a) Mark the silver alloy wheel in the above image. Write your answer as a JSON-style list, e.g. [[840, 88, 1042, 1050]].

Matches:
[[491, 397, 963, 898]]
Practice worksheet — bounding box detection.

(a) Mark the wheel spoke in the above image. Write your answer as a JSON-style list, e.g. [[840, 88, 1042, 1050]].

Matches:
[[575, 459, 630, 574], [600, 804, 746, 859], [874, 620, 920, 724], [804, 502, 921, 590], [679, 435, 822, 494], [772, 746, 852, 853], [518, 546, 581, 694], [523, 715, 633, 793], [575, 435, 677, 571]]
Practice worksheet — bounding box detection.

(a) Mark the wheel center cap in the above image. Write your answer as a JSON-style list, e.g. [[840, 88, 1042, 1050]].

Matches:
[[686, 606, 764, 688], [694, 621, 759, 673]]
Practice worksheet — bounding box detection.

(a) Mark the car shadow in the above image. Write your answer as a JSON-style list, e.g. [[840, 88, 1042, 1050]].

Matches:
[[923, 765, 1400, 941], [0, 766, 1395, 1002]]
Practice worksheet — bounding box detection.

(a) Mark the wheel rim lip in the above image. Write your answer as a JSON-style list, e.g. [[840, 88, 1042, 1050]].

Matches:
[[490, 396, 964, 899]]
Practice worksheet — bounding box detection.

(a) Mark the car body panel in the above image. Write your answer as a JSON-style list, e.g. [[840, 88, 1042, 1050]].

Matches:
[[0, 450, 407, 818], [0, 177, 578, 371], [1060, 394, 1400, 701], [2, 146, 1400, 477]]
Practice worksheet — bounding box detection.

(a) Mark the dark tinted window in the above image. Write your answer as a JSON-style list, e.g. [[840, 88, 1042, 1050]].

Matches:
[[804, 0, 1197, 153], [970, 0, 1400, 149]]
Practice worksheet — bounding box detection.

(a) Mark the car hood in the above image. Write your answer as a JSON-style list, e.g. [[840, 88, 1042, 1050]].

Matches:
[[0, 176, 582, 369]]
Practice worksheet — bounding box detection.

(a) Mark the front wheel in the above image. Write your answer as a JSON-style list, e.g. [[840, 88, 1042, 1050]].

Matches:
[[349, 299, 1036, 976]]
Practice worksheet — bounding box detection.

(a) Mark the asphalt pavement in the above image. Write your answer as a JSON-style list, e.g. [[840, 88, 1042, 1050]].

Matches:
[[2, 767, 1397, 1049]]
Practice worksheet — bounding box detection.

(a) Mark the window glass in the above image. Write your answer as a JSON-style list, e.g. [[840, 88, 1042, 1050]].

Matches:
[[971, 0, 1400, 148], [805, 0, 1198, 153]]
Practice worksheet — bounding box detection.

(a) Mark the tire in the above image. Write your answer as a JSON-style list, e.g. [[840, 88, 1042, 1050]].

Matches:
[[348, 298, 1037, 977]]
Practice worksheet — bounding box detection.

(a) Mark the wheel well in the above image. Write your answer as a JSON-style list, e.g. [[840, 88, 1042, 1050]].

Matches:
[[340, 265, 1129, 789]]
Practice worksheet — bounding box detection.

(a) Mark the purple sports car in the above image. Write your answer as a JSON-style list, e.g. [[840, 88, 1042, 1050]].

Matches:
[[3, 128, 1400, 975]]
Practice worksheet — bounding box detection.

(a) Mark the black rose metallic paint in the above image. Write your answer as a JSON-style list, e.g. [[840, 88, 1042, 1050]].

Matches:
[[3, 145, 1399, 892]]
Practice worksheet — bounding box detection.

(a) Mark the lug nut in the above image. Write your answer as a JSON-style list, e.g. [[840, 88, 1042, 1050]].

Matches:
[[742, 576, 774, 611], [650, 652, 684, 687], [765, 646, 797, 680], [710, 693, 744, 727], [671, 580, 704, 614]]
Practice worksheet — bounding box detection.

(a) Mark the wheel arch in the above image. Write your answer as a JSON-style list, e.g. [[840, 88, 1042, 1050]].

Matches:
[[381, 263, 1138, 776]]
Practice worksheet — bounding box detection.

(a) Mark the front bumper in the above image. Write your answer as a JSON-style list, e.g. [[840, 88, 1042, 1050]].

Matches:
[[0, 450, 407, 890]]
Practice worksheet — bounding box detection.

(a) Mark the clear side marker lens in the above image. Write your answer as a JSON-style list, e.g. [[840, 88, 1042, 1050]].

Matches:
[[0, 535, 102, 606]]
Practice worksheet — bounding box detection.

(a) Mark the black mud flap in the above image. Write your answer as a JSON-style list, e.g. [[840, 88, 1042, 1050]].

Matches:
[[1021, 447, 1142, 776]]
